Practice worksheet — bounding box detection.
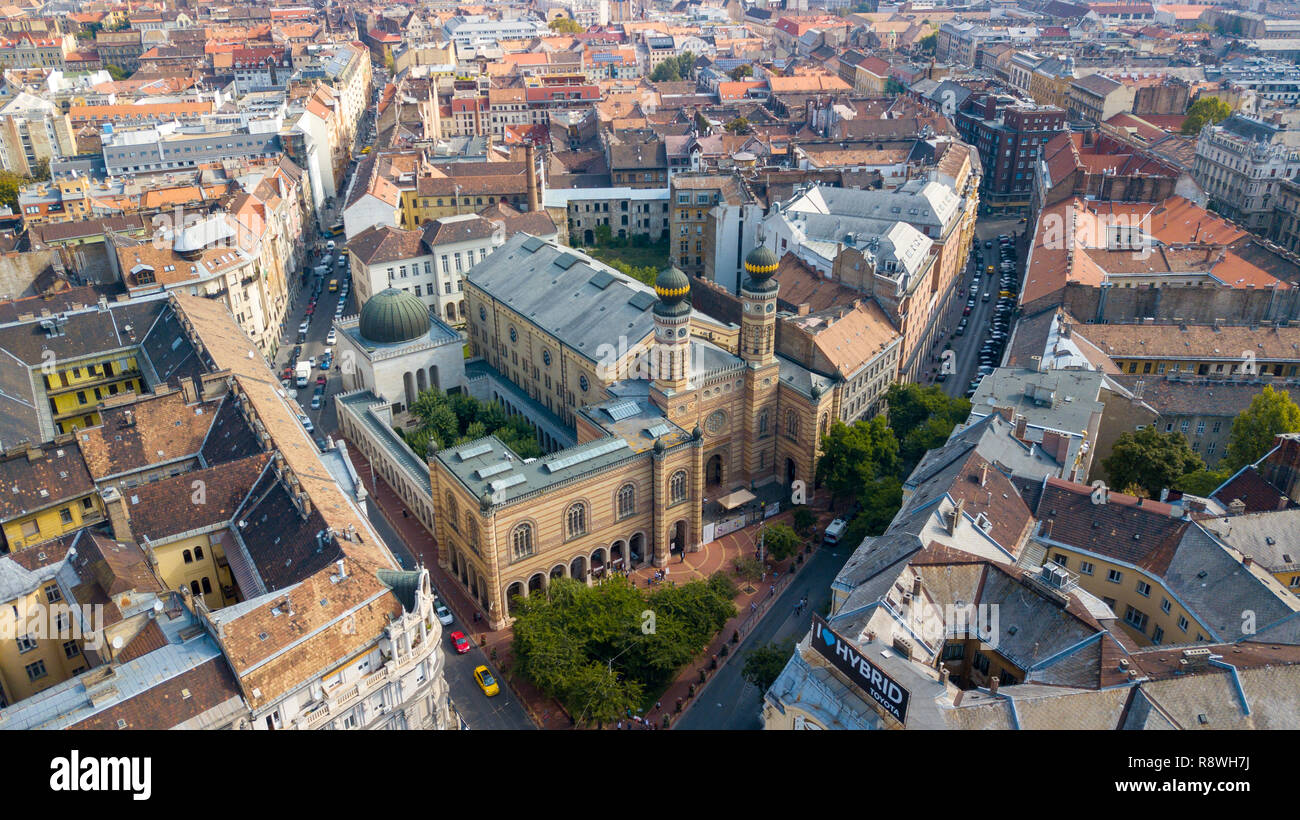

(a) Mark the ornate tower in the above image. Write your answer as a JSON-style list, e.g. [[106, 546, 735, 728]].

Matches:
[[652, 266, 692, 393], [740, 245, 779, 366]]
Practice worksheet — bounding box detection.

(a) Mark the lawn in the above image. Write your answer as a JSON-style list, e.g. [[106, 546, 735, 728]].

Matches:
[[586, 240, 670, 274]]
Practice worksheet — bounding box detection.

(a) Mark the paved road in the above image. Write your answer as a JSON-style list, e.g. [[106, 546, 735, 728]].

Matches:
[[677, 544, 854, 730], [940, 217, 1026, 399], [363, 494, 534, 729]]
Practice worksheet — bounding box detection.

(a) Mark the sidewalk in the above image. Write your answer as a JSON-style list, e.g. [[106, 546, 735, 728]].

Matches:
[[345, 439, 836, 730]]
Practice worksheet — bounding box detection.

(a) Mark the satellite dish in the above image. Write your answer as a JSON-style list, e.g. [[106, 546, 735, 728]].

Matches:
[[112, 636, 123, 649], [153, 600, 164, 613]]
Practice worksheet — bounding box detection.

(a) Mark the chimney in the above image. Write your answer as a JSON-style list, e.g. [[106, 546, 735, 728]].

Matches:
[[949, 498, 966, 534], [180, 377, 199, 404], [525, 141, 539, 213], [336, 558, 347, 579], [988, 675, 1000, 696], [1013, 414, 1027, 440], [1228, 498, 1246, 516], [25, 444, 43, 462], [980, 462, 989, 487], [911, 575, 921, 597], [123, 409, 135, 427], [938, 665, 950, 687], [100, 486, 132, 543], [1243, 555, 1254, 568]]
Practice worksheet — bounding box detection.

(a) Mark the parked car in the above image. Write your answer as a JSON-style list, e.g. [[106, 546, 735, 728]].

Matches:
[[298, 320, 310, 334], [297, 414, 315, 433], [310, 394, 322, 410], [316, 375, 328, 387], [315, 437, 329, 452], [326, 329, 337, 345], [434, 597, 453, 625]]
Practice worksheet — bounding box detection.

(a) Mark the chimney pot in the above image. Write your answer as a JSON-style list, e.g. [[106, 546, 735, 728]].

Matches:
[[989, 676, 1000, 696]]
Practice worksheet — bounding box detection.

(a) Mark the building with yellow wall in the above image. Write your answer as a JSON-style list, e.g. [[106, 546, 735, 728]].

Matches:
[[0, 443, 103, 554], [43, 351, 144, 434], [0, 538, 86, 706]]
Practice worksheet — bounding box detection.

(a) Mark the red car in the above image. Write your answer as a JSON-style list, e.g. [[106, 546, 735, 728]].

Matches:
[[281, 366, 293, 380], [316, 375, 328, 387], [962, 305, 972, 316], [305, 304, 316, 315], [449, 631, 471, 654]]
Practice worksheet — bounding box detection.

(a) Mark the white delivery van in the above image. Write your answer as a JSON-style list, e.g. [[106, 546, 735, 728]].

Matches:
[[295, 361, 312, 388], [823, 518, 848, 546]]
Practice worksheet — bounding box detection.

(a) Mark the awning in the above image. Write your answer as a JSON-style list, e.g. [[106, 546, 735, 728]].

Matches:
[[716, 489, 757, 510]]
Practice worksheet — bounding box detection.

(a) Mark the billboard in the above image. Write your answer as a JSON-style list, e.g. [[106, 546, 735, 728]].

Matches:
[[810, 613, 911, 724]]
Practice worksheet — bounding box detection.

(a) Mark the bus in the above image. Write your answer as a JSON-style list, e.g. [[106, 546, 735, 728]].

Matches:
[[323, 223, 344, 238]]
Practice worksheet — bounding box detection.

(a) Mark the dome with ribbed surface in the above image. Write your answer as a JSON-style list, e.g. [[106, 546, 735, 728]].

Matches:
[[744, 245, 779, 277], [653, 266, 692, 318], [358, 288, 431, 344]]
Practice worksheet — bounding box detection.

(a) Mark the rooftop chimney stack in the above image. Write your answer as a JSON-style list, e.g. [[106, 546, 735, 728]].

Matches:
[[989, 676, 1000, 696]]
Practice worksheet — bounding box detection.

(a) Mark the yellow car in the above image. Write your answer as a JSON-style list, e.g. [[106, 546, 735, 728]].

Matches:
[[986, 264, 994, 273], [360, 146, 371, 154], [474, 665, 499, 697]]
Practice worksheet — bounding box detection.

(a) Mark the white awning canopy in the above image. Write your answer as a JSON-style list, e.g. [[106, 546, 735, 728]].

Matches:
[[717, 489, 757, 510]]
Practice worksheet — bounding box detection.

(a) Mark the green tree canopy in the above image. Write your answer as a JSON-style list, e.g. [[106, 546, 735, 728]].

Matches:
[[1173, 468, 1231, 498], [104, 63, 129, 81], [1181, 96, 1233, 135], [885, 383, 971, 469], [1102, 427, 1204, 498], [402, 389, 542, 458], [760, 523, 802, 561], [510, 576, 734, 723], [815, 416, 900, 509], [742, 640, 795, 693], [1224, 384, 1300, 471], [548, 16, 584, 34], [724, 116, 750, 133], [918, 32, 937, 54], [650, 51, 695, 82]]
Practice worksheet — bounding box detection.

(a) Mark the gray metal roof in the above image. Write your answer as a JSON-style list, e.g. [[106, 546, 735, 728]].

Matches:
[[436, 433, 643, 506], [466, 233, 665, 366]]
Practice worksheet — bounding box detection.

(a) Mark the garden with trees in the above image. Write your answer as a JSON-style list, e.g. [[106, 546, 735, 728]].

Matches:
[[396, 388, 543, 459], [816, 383, 971, 544], [510, 574, 738, 726], [1105, 385, 1300, 499]]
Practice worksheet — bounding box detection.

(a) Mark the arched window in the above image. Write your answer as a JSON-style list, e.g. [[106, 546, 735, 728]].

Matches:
[[617, 483, 635, 519], [512, 523, 534, 560], [785, 410, 799, 441], [446, 304, 456, 320], [758, 408, 769, 436], [820, 413, 829, 438], [189, 580, 201, 596], [446, 491, 460, 532], [201, 577, 212, 595], [194, 545, 204, 561], [566, 502, 587, 539], [465, 511, 478, 551], [670, 470, 687, 503], [182, 549, 193, 564]]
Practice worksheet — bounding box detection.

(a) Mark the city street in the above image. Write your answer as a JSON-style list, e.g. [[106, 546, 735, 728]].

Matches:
[[938, 216, 1026, 399], [676, 543, 853, 731]]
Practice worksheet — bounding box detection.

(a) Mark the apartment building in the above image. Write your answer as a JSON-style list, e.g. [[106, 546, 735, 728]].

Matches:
[[667, 172, 763, 292], [1192, 114, 1300, 233], [349, 215, 506, 326], [0, 92, 74, 177]]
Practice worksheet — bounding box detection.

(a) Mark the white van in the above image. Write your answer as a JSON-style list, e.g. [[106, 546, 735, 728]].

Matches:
[[823, 518, 848, 546]]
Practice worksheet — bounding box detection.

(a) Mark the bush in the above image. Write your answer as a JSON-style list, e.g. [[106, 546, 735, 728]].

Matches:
[[792, 506, 815, 535], [707, 571, 738, 600]]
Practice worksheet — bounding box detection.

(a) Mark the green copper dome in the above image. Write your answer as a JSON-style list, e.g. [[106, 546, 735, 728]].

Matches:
[[358, 288, 432, 344]]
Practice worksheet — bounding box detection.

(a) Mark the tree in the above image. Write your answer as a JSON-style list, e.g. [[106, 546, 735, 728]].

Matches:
[[104, 63, 128, 81], [729, 64, 753, 80], [1173, 468, 1231, 497], [918, 32, 937, 54], [650, 51, 694, 82], [1102, 427, 1204, 498], [29, 158, 49, 182], [760, 523, 802, 561], [0, 171, 26, 212], [816, 416, 900, 509], [791, 506, 815, 535], [1224, 385, 1300, 471], [1180, 97, 1233, 135], [724, 116, 750, 134], [383, 52, 395, 75], [885, 383, 971, 469], [733, 555, 763, 581], [548, 16, 583, 34], [742, 640, 795, 693]]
